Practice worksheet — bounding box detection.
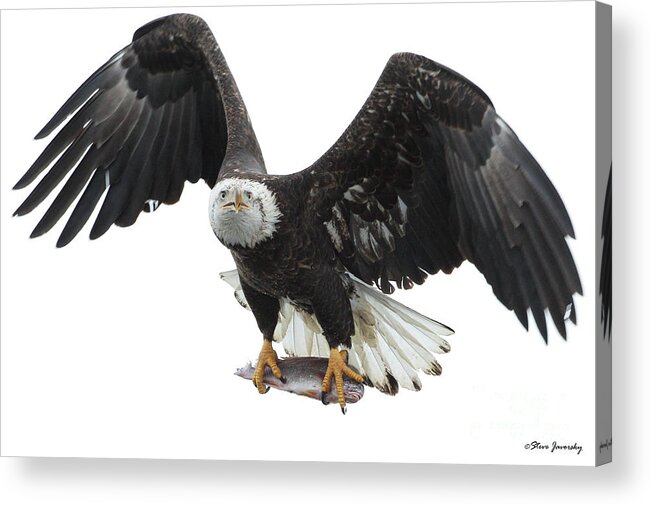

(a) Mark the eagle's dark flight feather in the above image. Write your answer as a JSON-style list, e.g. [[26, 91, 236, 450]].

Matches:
[[303, 53, 581, 340], [13, 14, 263, 247]]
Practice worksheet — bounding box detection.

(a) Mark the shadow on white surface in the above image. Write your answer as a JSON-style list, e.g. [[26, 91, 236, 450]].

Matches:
[[15, 454, 624, 493]]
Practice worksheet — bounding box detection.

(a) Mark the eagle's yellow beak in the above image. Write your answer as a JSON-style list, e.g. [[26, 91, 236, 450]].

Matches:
[[233, 190, 249, 212], [222, 190, 250, 212]]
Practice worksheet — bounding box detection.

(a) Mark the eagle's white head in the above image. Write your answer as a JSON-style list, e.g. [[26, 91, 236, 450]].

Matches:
[[209, 178, 282, 248]]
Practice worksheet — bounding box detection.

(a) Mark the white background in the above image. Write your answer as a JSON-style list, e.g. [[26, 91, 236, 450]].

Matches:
[[0, 0, 648, 503], [2, 2, 595, 463]]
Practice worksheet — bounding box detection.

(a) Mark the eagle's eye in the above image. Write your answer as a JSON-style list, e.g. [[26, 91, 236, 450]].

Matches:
[[219, 190, 227, 200], [244, 191, 252, 200]]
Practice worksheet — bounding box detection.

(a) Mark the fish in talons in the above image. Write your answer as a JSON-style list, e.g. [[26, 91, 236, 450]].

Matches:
[[236, 356, 365, 410]]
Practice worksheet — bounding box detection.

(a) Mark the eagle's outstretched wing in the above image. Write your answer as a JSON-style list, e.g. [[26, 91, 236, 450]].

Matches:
[[600, 166, 612, 339], [13, 14, 264, 247], [302, 53, 581, 341]]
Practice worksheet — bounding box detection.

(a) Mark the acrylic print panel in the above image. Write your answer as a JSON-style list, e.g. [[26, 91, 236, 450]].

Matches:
[[1, 2, 596, 464]]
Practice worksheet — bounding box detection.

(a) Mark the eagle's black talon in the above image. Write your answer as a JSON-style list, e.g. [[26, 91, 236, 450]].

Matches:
[[341, 405, 347, 415], [281, 376, 287, 384], [321, 391, 329, 405], [253, 378, 270, 394]]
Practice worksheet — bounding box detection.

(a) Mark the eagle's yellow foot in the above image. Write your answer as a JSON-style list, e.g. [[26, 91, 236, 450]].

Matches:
[[322, 349, 364, 414], [252, 340, 284, 394]]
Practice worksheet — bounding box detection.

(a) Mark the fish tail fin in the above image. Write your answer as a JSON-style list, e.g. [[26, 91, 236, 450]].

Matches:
[[234, 361, 254, 379]]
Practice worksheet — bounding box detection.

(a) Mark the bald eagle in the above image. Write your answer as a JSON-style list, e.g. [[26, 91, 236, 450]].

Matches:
[[13, 14, 581, 413]]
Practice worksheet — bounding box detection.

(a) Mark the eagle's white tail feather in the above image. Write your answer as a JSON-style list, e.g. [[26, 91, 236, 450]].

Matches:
[[293, 316, 313, 356], [219, 269, 453, 395], [355, 339, 389, 391], [280, 303, 296, 354], [379, 320, 428, 384], [282, 302, 330, 358], [372, 303, 445, 375]]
